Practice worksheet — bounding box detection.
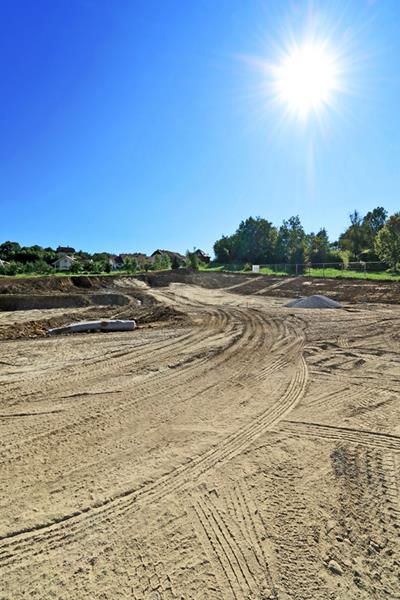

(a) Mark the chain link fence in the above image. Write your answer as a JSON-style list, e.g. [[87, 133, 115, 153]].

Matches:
[[252, 261, 388, 277]]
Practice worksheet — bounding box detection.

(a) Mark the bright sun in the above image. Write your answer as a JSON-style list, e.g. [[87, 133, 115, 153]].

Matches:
[[272, 41, 339, 120]]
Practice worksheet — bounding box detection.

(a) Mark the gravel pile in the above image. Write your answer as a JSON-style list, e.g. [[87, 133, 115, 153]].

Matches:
[[286, 295, 342, 309]]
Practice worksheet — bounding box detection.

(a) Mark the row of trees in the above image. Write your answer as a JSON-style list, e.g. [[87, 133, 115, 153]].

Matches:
[[213, 208, 400, 269], [0, 242, 201, 276], [0, 242, 172, 276]]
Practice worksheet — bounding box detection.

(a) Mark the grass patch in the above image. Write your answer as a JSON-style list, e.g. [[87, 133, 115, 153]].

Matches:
[[204, 264, 400, 281], [308, 267, 400, 281]]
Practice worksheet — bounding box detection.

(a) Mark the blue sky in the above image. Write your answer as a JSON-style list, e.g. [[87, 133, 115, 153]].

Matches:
[[1, 0, 399, 255]]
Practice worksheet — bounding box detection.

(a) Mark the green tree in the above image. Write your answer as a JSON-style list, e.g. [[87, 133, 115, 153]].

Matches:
[[213, 217, 277, 264], [0, 241, 21, 261], [186, 251, 199, 270], [153, 255, 163, 271], [234, 217, 277, 264], [361, 207, 387, 258], [123, 257, 138, 273], [213, 235, 237, 263], [307, 228, 330, 264], [374, 213, 400, 270], [5, 261, 18, 276], [160, 254, 171, 270], [70, 260, 82, 274], [363, 207, 387, 238], [339, 211, 367, 260], [276, 216, 307, 265]]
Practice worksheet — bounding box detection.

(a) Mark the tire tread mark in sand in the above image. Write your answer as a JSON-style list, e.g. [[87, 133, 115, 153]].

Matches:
[[200, 495, 255, 593], [279, 420, 400, 452], [1, 304, 235, 398], [0, 308, 225, 398], [191, 501, 239, 600], [0, 316, 307, 568], [191, 483, 276, 599], [0, 355, 308, 568], [0, 307, 245, 456], [233, 482, 274, 590], [190, 488, 269, 599], [0, 307, 242, 455], [381, 453, 400, 522], [304, 385, 353, 408], [1, 307, 280, 459]]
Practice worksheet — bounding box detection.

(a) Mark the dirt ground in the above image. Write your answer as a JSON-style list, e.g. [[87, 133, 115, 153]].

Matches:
[[0, 273, 399, 599]]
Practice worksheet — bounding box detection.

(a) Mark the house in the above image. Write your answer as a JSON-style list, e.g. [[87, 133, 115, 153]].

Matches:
[[194, 249, 211, 264], [109, 255, 124, 270], [53, 255, 76, 271], [56, 246, 76, 255], [151, 249, 186, 266]]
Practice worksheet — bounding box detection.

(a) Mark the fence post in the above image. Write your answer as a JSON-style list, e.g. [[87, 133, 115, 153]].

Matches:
[[323, 263, 325, 278], [295, 264, 298, 276]]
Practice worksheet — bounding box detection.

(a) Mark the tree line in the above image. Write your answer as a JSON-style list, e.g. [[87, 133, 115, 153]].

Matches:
[[0, 242, 202, 276], [213, 208, 400, 270], [1, 207, 399, 276]]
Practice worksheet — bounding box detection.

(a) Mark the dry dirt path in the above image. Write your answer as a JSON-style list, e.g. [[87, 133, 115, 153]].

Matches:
[[1, 282, 399, 599]]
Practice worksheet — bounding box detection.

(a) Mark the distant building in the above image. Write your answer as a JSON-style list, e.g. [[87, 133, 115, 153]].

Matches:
[[109, 255, 124, 270], [53, 255, 76, 271], [151, 249, 186, 266], [56, 246, 75, 255], [194, 249, 211, 264]]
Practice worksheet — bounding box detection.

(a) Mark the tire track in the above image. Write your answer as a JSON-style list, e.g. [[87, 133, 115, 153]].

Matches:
[[0, 305, 261, 459], [279, 420, 400, 452], [189, 482, 276, 599], [0, 312, 307, 570]]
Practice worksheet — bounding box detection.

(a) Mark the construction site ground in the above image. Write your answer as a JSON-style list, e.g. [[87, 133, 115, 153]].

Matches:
[[0, 271, 399, 599]]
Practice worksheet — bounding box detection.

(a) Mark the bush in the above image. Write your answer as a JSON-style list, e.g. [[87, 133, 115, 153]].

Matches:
[[5, 262, 18, 276], [375, 213, 400, 270], [324, 250, 345, 265], [186, 251, 199, 270]]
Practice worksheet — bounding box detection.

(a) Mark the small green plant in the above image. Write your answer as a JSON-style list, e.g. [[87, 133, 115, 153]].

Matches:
[[186, 251, 199, 270]]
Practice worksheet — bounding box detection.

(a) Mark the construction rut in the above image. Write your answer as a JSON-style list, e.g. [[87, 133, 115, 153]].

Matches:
[[1, 279, 399, 599]]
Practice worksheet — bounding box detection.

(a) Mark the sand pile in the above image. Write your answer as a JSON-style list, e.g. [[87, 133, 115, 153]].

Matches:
[[286, 294, 342, 309]]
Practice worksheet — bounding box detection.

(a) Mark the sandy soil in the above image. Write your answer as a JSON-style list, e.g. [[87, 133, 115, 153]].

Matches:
[[1, 275, 399, 599]]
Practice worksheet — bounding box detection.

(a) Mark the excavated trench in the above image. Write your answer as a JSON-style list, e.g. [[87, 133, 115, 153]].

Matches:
[[0, 293, 130, 311]]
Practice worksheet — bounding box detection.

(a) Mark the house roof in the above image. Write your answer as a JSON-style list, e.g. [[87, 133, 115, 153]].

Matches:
[[53, 255, 76, 264], [151, 249, 186, 261]]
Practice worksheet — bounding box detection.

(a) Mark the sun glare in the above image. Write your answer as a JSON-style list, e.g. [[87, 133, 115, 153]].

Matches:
[[272, 41, 339, 120]]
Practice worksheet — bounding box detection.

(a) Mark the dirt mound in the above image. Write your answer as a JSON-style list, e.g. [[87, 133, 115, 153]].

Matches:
[[286, 295, 342, 309], [0, 299, 187, 340]]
